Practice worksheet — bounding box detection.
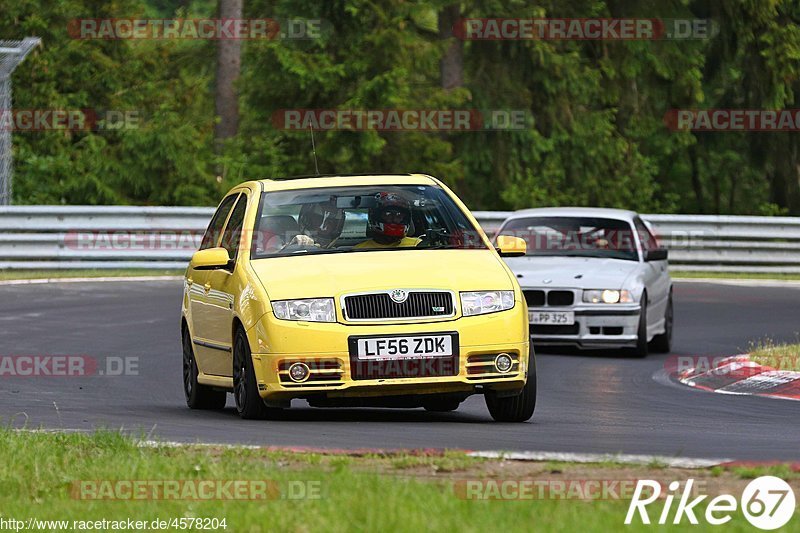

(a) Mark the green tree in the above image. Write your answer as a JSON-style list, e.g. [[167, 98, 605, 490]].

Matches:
[[1, 0, 798, 215]]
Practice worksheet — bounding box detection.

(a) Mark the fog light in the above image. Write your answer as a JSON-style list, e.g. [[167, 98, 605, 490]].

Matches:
[[494, 353, 513, 373], [288, 362, 310, 383]]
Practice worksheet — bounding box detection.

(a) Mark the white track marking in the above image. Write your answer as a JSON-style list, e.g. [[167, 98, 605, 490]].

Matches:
[[675, 278, 800, 288], [467, 450, 730, 468], [0, 276, 182, 285], [138, 440, 262, 450], [136, 439, 729, 468], [9, 432, 746, 468]]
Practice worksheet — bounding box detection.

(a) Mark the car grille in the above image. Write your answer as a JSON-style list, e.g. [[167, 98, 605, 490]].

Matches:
[[523, 289, 575, 307], [547, 290, 574, 306], [524, 290, 546, 306], [344, 291, 454, 320]]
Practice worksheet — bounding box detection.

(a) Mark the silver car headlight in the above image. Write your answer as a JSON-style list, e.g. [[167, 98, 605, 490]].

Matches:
[[582, 289, 634, 304], [461, 291, 515, 316], [271, 298, 336, 322]]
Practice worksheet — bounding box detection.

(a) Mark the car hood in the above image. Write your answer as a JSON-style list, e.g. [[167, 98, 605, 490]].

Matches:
[[502, 255, 640, 289], [251, 249, 514, 301]]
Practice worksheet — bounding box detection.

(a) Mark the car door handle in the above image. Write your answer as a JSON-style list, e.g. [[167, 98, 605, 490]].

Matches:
[[204, 282, 212, 293], [186, 278, 193, 287]]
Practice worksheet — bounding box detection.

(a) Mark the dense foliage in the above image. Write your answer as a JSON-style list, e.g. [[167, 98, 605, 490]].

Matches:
[[1, 0, 799, 214]]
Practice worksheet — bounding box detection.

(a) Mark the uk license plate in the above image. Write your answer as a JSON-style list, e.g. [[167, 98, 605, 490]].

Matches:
[[529, 310, 575, 325], [353, 334, 453, 360]]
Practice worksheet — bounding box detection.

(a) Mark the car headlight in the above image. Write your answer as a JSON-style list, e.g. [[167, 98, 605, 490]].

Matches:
[[582, 289, 634, 304], [461, 291, 515, 316], [271, 298, 336, 322]]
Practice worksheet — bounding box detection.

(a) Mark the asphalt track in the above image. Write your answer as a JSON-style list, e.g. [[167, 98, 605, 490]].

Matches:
[[0, 280, 798, 461]]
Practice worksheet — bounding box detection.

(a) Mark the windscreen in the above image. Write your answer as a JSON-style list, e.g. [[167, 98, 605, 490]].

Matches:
[[251, 184, 486, 258], [497, 216, 639, 261]]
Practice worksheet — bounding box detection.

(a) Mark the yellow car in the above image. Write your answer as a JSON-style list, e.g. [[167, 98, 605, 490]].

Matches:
[[181, 174, 535, 422]]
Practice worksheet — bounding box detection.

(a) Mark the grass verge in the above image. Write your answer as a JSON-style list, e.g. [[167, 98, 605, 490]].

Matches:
[[749, 341, 800, 371], [0, 269, 183, 281], [1, 430, 797, 532]]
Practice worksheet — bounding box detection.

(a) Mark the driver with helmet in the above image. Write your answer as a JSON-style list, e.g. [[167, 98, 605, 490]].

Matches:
[[282, 199, 345, 249], [355, 192, 420, 249]]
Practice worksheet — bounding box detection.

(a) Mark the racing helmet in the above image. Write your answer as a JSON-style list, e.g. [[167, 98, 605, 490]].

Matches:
[[298, 200, 345, 246], [367, 192, 413, 244]]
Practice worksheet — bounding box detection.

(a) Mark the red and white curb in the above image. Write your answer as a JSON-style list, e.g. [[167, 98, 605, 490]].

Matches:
[[677, 355, 800, 401]]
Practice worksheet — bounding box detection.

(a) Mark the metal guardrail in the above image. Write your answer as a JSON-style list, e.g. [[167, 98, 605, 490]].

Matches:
[[1, 206, 799, 273], [0, 206, 210, 269]]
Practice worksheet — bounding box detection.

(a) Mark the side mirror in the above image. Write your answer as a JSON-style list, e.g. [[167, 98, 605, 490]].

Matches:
[[191, 247, 233, 271], [495, 235, 527, 257], [644, 248, 668, 262]]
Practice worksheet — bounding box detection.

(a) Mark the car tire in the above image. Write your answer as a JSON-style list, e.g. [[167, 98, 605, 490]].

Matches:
[[485, 356, 537, 422], [182, 326, 227, 410], [423, 398, 461, 412], [650, 292, 673, 353], [629, 294, 649, 358], [233, 327, 277, 420]]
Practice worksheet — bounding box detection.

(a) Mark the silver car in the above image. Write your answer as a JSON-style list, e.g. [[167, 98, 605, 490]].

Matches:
[[495, 207, 673, 356]]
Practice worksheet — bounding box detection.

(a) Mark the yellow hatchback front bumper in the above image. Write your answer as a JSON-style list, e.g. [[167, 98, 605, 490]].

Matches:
[[247, 308, 530, 403]]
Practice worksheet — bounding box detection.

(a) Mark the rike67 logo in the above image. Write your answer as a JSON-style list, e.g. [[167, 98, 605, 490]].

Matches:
[[625, 476, 795, 529]]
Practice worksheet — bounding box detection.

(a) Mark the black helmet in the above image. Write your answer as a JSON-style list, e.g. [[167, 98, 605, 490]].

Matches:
[[367, 192, 413, 244]]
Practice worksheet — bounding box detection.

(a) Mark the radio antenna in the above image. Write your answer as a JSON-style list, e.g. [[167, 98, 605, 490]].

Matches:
[[310, 124, 320, 175]]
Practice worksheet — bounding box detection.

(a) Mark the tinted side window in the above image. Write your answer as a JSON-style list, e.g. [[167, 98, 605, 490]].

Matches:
[[633, 218, 657, 252], [220, 195, 248, 260], [200, 194, 238, 250]]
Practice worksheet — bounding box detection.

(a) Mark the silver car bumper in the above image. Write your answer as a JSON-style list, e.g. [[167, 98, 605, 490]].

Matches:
[[528, 305, 642, 349]]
